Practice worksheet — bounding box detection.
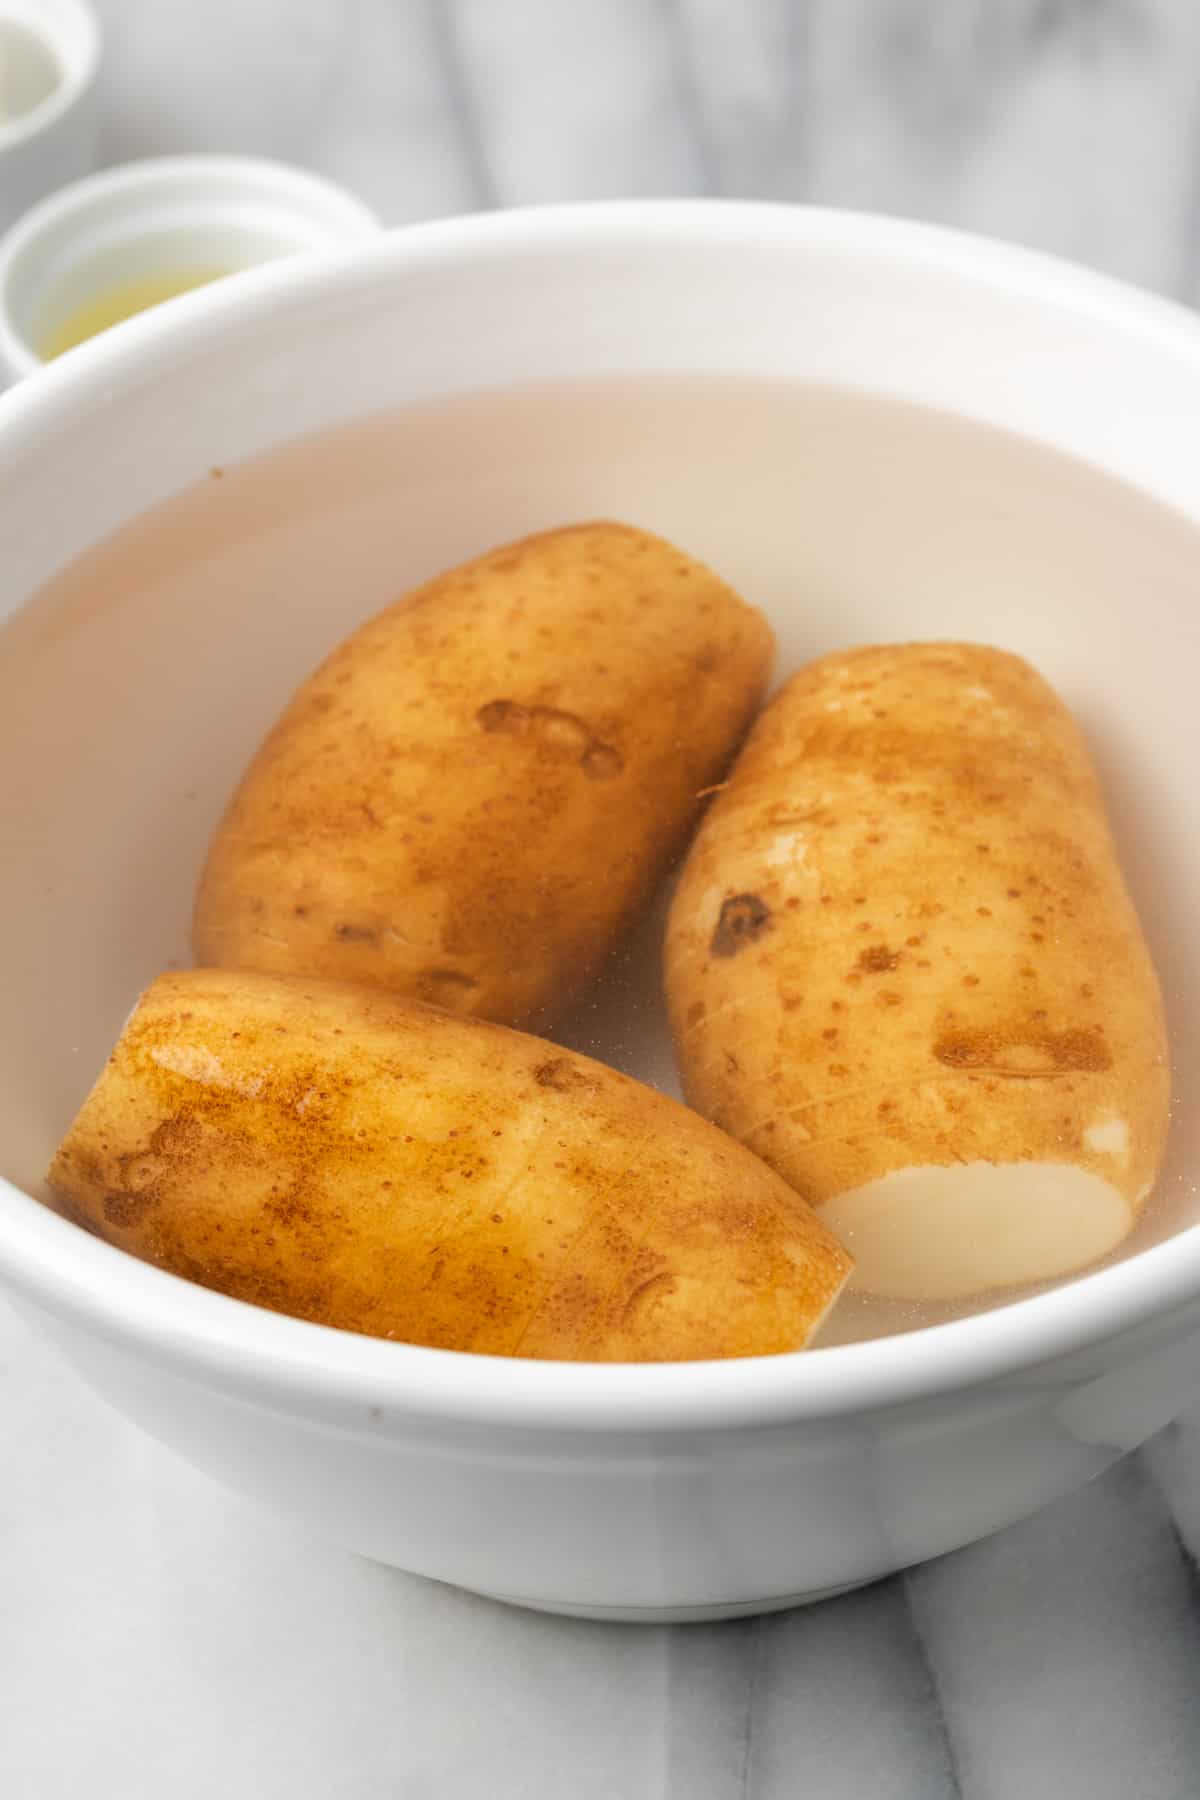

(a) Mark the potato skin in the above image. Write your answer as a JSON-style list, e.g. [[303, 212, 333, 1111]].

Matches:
[[193, 522, 773, 1028], [47, 969, 850, 1361], [665, 643, 1169, 1271]]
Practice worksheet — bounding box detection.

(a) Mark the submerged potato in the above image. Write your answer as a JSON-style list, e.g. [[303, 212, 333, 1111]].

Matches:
[[665, 643, 1170, 1301], [193, 522, 773, 1028], [47, 969, 851, 1360]]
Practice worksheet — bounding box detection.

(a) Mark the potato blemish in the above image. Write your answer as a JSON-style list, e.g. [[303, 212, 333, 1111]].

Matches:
[[934, 1024, 1112, 1075], [475, 698, 624, 780], [857, 944, 900, 974], [710, 893, 772, 958]]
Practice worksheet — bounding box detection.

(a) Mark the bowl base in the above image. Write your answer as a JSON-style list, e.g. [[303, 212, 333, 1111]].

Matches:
[[470, 1576, 877, 1624]]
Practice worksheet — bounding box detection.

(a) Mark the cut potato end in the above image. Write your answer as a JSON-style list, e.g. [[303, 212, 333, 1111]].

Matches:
[[821, 1161, 1134, 1301]]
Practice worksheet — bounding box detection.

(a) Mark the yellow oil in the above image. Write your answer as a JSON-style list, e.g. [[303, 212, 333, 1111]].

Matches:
[[39, 268, 235, 359]]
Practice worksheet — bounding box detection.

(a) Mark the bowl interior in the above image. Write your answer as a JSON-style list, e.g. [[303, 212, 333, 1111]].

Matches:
[[3, 362, 1200, 1346], [1, 208, 1199, 1383]]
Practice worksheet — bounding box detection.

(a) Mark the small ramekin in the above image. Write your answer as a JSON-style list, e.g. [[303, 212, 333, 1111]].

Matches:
[[0, 153, 380, 382], [0, 0, 100, 234]]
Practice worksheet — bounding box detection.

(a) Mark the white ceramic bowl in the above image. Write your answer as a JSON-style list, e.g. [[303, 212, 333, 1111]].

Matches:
[[0, 0, 99, 234], [1, 202, 1199, 1623]]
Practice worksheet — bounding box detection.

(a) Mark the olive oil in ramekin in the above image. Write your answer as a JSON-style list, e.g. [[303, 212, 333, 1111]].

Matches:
[[39, 267, 234, 359]]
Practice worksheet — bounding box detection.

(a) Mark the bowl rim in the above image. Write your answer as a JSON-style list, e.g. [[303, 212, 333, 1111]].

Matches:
[[1, 197, 1198, 1435]]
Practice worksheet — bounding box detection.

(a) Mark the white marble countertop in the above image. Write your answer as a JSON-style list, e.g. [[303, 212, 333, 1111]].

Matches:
[[6, 2, 1200, 1795]]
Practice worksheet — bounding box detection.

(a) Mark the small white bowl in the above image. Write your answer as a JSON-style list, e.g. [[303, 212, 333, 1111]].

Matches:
[[0, 0, 99, 234], [0, 153, 380, 381], [2, 204, 1200, 1622]]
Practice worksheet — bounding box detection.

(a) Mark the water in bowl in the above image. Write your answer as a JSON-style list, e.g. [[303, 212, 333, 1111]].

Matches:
[[1, 375, 1196, 1345]]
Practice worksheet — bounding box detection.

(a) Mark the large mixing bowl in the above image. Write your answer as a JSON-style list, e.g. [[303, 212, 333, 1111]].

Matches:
[[1, 203, 1198, 1621]]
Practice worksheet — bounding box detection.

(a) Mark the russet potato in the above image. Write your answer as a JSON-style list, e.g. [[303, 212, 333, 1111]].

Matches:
[[194, 522, 773, 1028], [665, 643, 1170, 1300], [47, 969, 851, 1360]]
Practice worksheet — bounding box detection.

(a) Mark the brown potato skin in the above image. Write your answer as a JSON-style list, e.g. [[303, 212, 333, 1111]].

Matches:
[[665, 643, 1169, 1219], [47, 969, 850, 1361], [193, 523, 774, 1028]]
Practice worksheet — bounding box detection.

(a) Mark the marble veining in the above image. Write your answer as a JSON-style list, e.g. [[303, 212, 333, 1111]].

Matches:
[[7, 1270, 1199, 1800], [4, 2, 1200, 1795], [88, 0, 1200, 298]]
